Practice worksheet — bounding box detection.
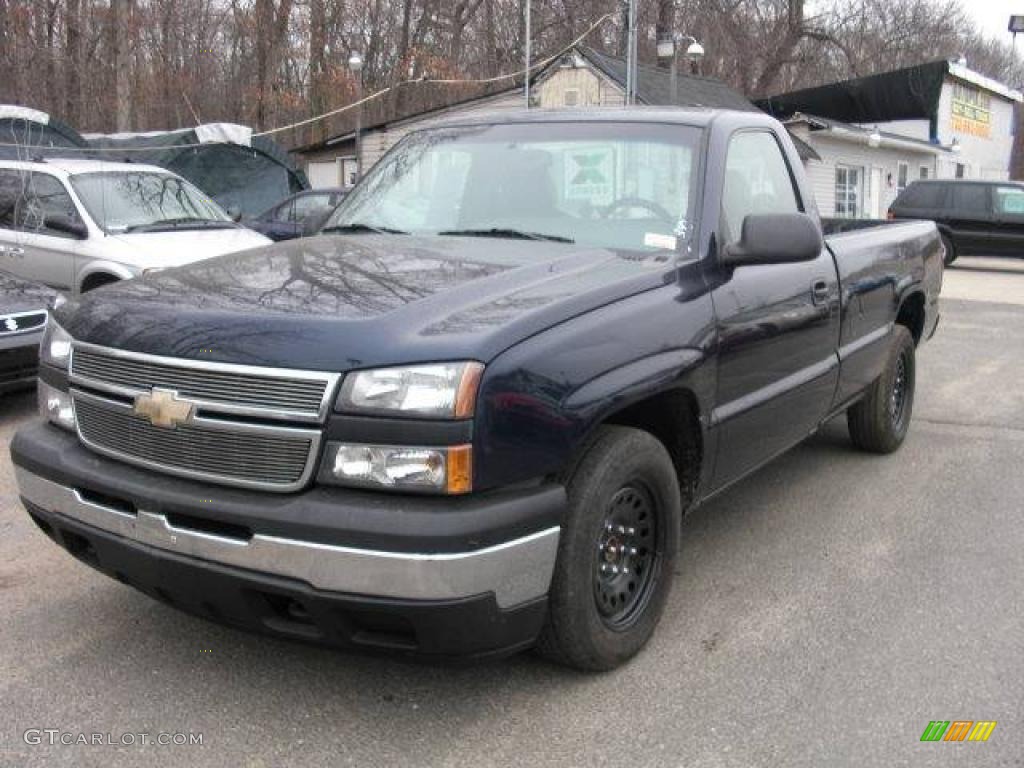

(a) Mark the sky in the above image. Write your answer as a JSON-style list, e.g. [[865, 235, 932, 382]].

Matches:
[[963, 0, 1024, 41]]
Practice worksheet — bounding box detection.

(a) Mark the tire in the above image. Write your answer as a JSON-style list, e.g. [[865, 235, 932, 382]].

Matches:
[[847, 326, 916, 454], [536, 425, 682, 671], [940, 233, 957, 267]]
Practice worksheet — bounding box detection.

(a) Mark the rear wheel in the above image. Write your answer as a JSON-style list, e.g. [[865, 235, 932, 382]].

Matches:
[[940, 233, 957, 267], [536, 426, 681, 671], [847, 326, 916, 454]]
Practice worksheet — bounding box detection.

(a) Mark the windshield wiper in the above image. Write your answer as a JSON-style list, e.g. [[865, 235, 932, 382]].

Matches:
[[438, 227, 574, 244], [321, 223, 409, 235], [122, 217, 235, 233]]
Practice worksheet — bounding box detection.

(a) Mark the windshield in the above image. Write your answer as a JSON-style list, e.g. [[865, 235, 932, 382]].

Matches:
[[70, 171, 232, 233], [325, 122, 702, 252]]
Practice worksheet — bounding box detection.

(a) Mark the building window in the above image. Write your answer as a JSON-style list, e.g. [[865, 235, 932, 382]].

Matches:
[[563, 89, 580, 107], [955, 163, 966, 179], [919, 165, 929, 180], [835, 165, 863, 219], [897, 162, 909, 192]]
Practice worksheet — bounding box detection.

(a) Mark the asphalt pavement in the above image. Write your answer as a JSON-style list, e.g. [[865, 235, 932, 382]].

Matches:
[[1, 257, 1022, 767]]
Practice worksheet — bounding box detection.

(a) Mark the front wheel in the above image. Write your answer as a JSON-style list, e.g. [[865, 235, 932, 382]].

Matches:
[[847, 326, 916, 453], [536, 426, 681, 671]]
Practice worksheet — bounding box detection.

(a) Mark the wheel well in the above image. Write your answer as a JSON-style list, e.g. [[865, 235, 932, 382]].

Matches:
[[897, 292, 926, 346], [603, 389, 702, 509], [80, 272, 120, 293]]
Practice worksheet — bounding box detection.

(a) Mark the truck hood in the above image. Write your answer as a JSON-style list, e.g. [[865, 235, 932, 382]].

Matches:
[[106, 227, 271, 270], [57, 234, 676, 370]]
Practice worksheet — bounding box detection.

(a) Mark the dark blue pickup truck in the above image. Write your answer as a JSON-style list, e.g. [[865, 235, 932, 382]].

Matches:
[[12, 109, 942, 671]]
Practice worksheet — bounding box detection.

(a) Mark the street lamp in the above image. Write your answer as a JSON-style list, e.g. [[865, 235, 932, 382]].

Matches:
[[656, 33, 705, 104], [348, 51, 364, 184]]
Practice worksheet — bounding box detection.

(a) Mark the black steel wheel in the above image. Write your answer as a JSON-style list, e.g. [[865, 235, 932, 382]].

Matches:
[[848, 325, 916, 453], [536, 425, 682, 671], [594, 484, 661, 629]]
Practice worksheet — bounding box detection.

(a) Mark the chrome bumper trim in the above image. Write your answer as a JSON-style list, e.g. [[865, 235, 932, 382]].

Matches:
[[16, 467, 559, 609]]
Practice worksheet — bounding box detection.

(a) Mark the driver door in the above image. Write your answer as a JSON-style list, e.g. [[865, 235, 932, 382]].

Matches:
[[709, 130, 841, 490]]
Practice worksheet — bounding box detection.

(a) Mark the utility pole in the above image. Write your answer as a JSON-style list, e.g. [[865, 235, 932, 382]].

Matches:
[[624, 0, 638, 104], [524, 0, 532, 107]]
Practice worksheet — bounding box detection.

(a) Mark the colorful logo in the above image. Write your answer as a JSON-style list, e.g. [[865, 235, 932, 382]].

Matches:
[[920, 721, 997, 742]]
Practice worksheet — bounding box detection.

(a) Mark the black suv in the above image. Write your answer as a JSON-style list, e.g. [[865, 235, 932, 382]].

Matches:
[[889, 179, 1024, 265]]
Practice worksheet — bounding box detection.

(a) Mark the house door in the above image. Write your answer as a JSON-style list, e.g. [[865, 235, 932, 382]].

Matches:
[[869, 167, 884, 219]]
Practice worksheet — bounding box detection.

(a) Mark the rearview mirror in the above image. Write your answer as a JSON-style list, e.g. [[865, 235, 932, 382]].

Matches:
[[43, 214, 89, 239], [721, 213, 822, 267]]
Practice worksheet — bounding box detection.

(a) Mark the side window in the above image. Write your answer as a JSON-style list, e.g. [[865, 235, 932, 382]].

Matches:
[[950, 184, 989, 215], [272, 199, 294, 223], [722, 131, 801, 240], [18, 173, 82, 237], [994, 186, 1024, 215], [0, 169, 24, 230], [292, 194, 329, 219]]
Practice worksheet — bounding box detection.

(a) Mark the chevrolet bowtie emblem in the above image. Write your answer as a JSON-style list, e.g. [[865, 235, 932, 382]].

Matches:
[[3, 317, 17, 332], [133, 388, 195, 429]]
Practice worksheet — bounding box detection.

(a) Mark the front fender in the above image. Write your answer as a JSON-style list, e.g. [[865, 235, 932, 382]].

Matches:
[[75, 260, 136, 293], [474, 280, 716, 491]]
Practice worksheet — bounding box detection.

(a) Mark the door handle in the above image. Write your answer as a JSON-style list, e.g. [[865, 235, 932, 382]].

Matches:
[[0, 245, 25, 256], [811, 279, 831, 305]]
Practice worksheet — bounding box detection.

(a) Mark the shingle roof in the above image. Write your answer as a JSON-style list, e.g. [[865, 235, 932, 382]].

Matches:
[[579, 47, 758, 111]]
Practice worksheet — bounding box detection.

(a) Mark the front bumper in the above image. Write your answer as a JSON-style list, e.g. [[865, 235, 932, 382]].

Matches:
[[12, 423, 564, 657]]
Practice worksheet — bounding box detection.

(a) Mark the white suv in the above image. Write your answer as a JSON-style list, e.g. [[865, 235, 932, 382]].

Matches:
[[0, 158, 270, 293]]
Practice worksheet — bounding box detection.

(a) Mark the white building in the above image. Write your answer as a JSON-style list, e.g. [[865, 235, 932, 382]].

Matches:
[[761, 59, 1023, 218]]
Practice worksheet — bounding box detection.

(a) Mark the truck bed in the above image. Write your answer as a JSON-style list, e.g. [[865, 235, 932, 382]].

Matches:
[[824, 218, 944, 405]]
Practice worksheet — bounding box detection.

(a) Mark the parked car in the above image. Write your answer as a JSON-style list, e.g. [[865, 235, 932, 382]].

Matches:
[[889, 179, 1024, 265], [246, 188, 347, 241], [0, 269, 57, 394], [0, 158, 270, 293], [13, 109, 942, 671]]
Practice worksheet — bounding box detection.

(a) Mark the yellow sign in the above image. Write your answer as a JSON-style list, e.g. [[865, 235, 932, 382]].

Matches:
[[951, 83, 991, 138]]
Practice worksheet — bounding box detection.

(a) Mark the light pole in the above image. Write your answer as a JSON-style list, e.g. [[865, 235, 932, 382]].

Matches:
[[348, 51, 364, 184], [656, 34, 705, 104], [524, 0, 532, 107]]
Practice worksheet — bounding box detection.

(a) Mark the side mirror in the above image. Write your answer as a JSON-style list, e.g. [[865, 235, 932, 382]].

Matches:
[[43, 214, 89, 239], [226, 206, 243, 222], [721, 213, 823, 267]]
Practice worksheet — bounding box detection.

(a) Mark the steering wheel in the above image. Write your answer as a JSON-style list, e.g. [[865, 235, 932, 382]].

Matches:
[[600, 197, 674, 222]]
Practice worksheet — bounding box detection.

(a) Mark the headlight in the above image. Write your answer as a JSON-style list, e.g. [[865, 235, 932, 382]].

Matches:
[[40, 320, 72, 370], [337, 362, 483, 419], [319, 442, 472, 494], [38, 380, 76, 431]]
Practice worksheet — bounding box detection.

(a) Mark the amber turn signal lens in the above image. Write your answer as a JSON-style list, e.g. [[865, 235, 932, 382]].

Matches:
[[446, 444, 473, 495], [454, 362, 484, 419]]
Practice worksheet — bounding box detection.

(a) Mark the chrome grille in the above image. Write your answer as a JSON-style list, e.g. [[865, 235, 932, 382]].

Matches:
[[73, 391, 320, 492], [1, 310, 47, 336], [70, 344, 337, 422]]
